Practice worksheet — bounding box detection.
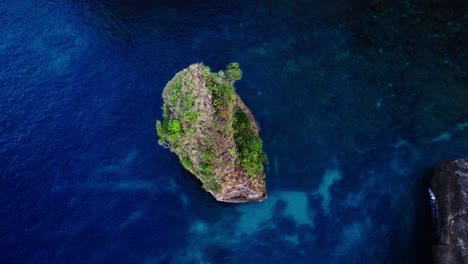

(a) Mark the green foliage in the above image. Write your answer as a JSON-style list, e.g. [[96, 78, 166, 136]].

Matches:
[[167, 119, 181, 133], [183, 94, 194, 108], [204, 64, 237, 112], [233, 111, 267, 177], [169, 78, 182, 104], [180, 156, 193, 170], [173, 79, 182, 93], [179, 94, 197, 122], [162, 104, 170, 119], [156, 120, 164, 137], [201, 150, 214, 163], [225, 62, 242, 82], [182, 111, 197, 122], [207, 79, 235, 111], [156, 118, 183, 145], [202, 66, 211, 78], [201, 164, 213, 175], [203, 177, 221, 193], [205, 137, 216, 149], [199, 163, 221, 192]]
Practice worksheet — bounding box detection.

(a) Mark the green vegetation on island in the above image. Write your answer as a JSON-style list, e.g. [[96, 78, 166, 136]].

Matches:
[[155, 63, 267, 203], [233, 110, 268, 178]]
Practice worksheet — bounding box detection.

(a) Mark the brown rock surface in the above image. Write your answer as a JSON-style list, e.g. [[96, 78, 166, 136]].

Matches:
[[156, 63, 267, 203]]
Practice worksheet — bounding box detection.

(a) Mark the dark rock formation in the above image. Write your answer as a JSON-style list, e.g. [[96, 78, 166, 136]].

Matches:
[[431, 159, 467, 264]]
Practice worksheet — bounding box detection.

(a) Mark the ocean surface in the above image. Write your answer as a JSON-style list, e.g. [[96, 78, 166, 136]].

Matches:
[[1, 0, 467, 263]]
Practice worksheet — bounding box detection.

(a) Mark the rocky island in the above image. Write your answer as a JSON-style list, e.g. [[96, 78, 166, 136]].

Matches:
[[156, 63, 267, 203]]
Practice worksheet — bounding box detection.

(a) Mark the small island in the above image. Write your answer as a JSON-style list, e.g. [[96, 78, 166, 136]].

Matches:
[[156, 63, 267, 203]]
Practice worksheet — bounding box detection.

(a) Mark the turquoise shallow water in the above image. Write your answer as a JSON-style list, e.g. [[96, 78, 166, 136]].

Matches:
[[0, 0, 467, 263]]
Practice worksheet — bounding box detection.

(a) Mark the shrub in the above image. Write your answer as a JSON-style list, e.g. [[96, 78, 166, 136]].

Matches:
[[168, 119, 181, 133], [182, 111, 197, 123], [181, 156, 193, 170], [156, 118, 183, 145], [201, 151, 214, 163], [233, 111, 267, 178], [207, 79, 235, 112], [225, 62, 242, 82], [204, 177, 221, 192], [169, 79, 182, 104]]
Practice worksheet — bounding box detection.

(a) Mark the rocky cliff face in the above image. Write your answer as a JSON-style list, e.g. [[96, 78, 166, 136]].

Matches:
[[431, 159, 467, 264], [156, 63, 267, 203]]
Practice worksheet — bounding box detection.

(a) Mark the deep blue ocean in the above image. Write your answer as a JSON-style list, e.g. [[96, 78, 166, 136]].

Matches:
[[1, 0, 467, 263]]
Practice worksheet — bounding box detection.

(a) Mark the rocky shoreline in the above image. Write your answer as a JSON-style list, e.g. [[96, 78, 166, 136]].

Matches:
[[430, 159, 467, 263]]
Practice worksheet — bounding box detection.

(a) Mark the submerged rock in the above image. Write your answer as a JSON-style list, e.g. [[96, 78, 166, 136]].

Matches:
[[430, 159, 467, 264], [156, 63, 267, 203]]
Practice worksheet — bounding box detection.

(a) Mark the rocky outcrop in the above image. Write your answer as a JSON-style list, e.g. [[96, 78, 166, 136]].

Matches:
[[431, 159, 467, 264], [156, 63, 267, 203]]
